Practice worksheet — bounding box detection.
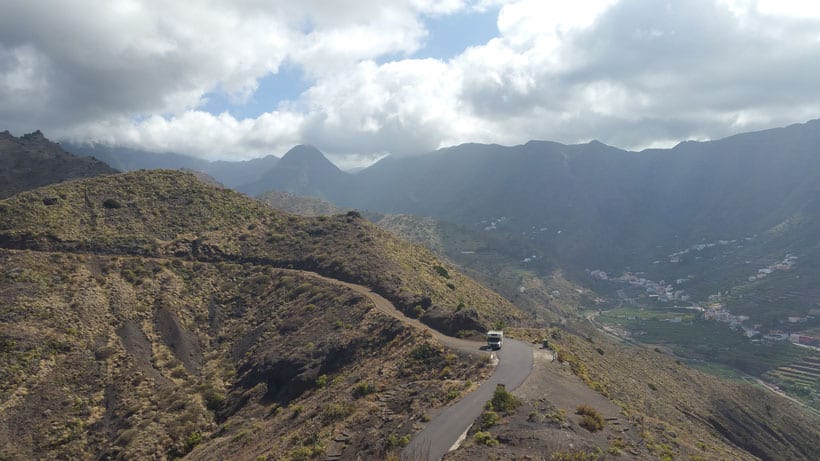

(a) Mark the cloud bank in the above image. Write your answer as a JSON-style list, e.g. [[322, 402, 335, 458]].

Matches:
[[1, 0, 819, 163]]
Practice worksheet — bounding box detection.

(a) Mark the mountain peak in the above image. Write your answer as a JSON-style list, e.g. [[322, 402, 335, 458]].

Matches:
[[278, 144, 342, 174], [22, 129, 46, 141], [281, 144, 325, 161]]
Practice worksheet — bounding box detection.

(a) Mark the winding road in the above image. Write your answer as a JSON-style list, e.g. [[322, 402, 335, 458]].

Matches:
[[402, 338, 533, 461], [297, 271, 535, 461]]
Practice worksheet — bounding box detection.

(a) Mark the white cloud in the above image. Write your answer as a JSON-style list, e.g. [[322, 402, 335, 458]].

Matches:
[[2, 0, 820, 164]]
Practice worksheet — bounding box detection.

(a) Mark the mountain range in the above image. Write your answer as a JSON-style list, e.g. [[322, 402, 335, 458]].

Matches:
[[68, 120, 820, 325], [243, 120, 820, 323], [66, 142, 279, 189], [2, 131, 819, 459]]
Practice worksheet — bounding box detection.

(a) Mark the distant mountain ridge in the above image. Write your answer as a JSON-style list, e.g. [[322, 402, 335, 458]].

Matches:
[[0, 130, 117, 198], [239, 119, 820, 325], [65, 142, 279, 189], [314, 119, 820, 270]]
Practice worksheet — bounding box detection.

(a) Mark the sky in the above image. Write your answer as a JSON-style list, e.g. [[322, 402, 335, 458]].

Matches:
[[1, 0, 820, 169]]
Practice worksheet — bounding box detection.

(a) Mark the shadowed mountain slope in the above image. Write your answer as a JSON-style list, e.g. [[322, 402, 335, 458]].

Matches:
[[65, 142, 279, 189], [0, 130, 117, 198]]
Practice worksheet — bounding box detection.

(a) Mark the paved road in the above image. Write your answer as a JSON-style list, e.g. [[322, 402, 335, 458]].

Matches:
[[402, 339, 533, 461], [294, 269, 535, 460]]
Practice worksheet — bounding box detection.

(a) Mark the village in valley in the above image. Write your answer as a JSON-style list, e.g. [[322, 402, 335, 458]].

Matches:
[[586, 251, 819, 350], [583, 246, 820, 410]]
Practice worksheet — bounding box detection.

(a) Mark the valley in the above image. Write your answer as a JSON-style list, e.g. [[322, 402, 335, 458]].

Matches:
[[2, 127, 819, 460], [5, 2, 820, 459]]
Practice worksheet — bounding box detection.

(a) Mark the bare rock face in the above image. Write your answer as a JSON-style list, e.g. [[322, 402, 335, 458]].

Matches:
[[0, 130, 118, 198]]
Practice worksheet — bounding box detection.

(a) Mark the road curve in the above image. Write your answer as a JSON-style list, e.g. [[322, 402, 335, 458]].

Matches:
[[295, 269, 535, 460], [402, 339, 533, 461]]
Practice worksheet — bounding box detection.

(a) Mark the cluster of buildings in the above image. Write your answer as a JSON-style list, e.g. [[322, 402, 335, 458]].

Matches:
[[761, 330, 819, 347], [586, 270, 692, 303], [480, 216, 508, 231], [702, 307, 818, 347], [665, 238, 749, 263], [747, 254, 797, 282], [703, 308, 759, 337]]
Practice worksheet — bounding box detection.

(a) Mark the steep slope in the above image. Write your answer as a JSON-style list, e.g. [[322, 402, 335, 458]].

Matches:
[[0, 170, 524, 334], [0, 130, 117, 198], [339, 120, 820, 273], [255, 191, 582, 322], [238, 145, 349, 198], [0, 170, 528, 459], [0, 250, 491, 460], [445, 325, 819, 461], [65, 142, 279, 189]]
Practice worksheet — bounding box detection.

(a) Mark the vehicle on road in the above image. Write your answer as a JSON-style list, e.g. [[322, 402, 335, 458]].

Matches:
[[486, 330, 504, 350]]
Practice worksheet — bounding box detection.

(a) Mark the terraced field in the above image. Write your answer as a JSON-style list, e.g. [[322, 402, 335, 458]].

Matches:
[[766, 354, 820, 409]]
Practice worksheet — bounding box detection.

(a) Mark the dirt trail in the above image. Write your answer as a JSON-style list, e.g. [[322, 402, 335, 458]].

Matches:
[[296, 270, 484, 354]]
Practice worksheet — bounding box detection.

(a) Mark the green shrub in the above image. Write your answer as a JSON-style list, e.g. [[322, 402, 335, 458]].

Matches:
[[386, 434, 410, 450], [322, 403, 352, 422], [545, 409, 567, 423], [102, 198, 122, 209], [488, 384, 520, 413], [315, 374, 328, 388], [480, 410, 500, 429], [200, 388, 224, 413], [433, 265, 450, 278], [410, 344, 438, 361], [473, 431, 499, 446], [445, 388, 460, 401], [352, 381, 375, 398]]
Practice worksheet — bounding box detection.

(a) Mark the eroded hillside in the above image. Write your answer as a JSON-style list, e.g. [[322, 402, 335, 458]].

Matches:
[[0, 250, 492, 459]]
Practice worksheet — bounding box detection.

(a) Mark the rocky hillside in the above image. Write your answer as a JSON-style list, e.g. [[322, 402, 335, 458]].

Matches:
[[0, 170, 525, 459], [0, 249, 492, 460], [0, 170, 524, 333], [445, 325, 820, 461], [0, 130, 117, 198], [551, 324, 820, 461], [258, 189, 349, 217]]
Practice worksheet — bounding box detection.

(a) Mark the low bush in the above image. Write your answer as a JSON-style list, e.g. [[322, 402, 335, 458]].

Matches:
[[433, 265, 450, 278], [487, 384, 521, 413], [576, 404, 605, 432], [386, 434, 410, 450], [352, 381, 376, 398], [102, 198, 122, 209], [322, 403, 353, 423], [480, 410, 500, 429], [473, 431, 499, 446]]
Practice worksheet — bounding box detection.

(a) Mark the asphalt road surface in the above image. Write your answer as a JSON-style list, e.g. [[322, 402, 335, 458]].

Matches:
[[403, 339, 534, 461], [291, 270, 535, 460]]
